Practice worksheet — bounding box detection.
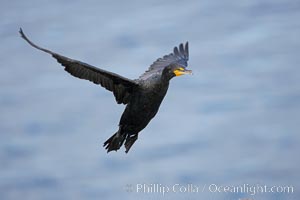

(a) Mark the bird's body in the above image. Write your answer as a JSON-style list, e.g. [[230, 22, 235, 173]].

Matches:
[[121, 75, 169, 132], [19, 28, 192, 153], [105, 71, 170, 152]]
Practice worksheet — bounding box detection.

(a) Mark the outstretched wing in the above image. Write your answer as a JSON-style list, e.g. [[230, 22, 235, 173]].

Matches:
[[140, 42, 189, 78], [19, 28, 139, 104]]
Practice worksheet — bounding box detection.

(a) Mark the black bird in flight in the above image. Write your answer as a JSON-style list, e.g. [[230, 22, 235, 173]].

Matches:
[[19, 28, 192, 153]]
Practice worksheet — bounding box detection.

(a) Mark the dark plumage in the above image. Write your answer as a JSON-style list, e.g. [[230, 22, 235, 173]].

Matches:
[[19, 28, 192, 153]]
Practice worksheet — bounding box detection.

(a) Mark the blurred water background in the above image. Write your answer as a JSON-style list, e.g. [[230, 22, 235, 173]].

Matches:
[[1, 0, 300, 199]]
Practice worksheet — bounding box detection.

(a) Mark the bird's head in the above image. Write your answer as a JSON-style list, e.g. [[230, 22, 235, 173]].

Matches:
[[163, 64, 192, 80]]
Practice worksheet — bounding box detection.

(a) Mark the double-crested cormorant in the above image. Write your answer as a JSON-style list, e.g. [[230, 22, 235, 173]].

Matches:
[[19, 28, 192, 153]]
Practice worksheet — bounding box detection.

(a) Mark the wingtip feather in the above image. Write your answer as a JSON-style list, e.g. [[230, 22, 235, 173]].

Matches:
[[185, 41, 189, 58], [173, 46, 179, 56]]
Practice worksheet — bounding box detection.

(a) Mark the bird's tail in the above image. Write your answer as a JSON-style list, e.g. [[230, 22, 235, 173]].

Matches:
[[103, 128, 138, 153]]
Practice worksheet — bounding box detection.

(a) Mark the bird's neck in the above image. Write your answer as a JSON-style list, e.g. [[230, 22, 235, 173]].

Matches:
[[161, 69, 174, 83], [160, 74, 171, 85]]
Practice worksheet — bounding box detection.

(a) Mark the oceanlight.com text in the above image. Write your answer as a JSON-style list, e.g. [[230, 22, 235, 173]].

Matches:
[[125, 183, 294, 196]]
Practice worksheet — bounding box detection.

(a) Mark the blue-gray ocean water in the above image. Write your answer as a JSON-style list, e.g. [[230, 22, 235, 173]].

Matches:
[[1, 0, 299, 199]]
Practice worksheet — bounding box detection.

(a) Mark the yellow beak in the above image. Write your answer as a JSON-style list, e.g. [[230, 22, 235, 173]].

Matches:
[[173, 68, 193, 76]]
